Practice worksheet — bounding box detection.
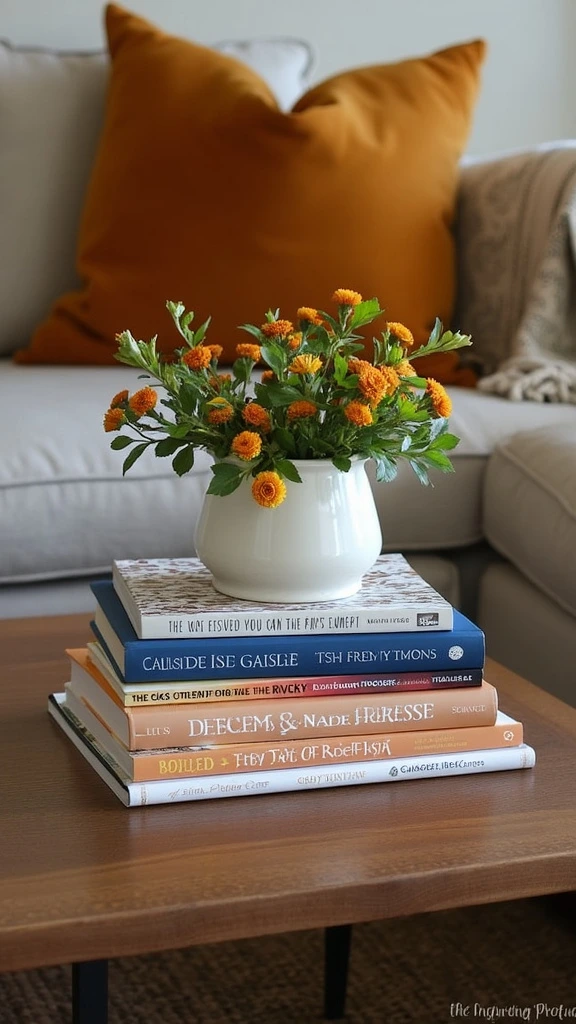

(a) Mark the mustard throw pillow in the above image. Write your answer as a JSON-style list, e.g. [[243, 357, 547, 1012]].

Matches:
[[16, 4, 485, 378]]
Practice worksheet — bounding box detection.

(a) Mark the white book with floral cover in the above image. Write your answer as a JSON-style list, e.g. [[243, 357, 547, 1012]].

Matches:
[[111, 553, 453, 640]]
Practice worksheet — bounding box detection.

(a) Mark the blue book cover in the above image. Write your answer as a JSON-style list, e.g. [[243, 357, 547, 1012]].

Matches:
[[90, 580, 485, 683]]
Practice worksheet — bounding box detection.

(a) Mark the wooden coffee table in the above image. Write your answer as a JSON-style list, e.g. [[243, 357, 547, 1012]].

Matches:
[[1, 614, 575, 1023]]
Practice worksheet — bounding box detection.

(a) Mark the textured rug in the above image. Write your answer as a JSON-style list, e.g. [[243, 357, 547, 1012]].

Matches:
[[2, 897, 575, 1024]]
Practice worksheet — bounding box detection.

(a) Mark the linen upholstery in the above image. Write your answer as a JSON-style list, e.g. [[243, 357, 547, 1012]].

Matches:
[[0, 35, 312, 357], [483, 425, 576, 617], [455, 142, 576, 402], [16, 4, 485, 368], [3, 362, 576, 585]]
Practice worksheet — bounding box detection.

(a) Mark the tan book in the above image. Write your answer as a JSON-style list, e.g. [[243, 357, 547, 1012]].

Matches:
[[63, 687, 521, 783], [67, 650, 497, 750]]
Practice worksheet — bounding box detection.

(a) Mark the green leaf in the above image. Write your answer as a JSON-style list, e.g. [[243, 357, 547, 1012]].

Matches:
[[122, 442, 149, 475], [207, 462, 244, 496], [332, 455, 352, 472], [178, 383, 199, 416], [260, 342, 286, 378], [155, 437, 184, 457], [272, 427, 296, 455], [423, 450, 455, 472], [238, 323, 263, 340], [193, 317, 212, 345], [172, 445, 195, 476], [165, 422, 192, 439], [110, 435, 134, 450], [374, 455, 397, 483], [409, 459, 430, 486], [333, 352, 349, 385], [431, 432, 460, 451], [260, 382, 303, 408], [429, 416, 449, 441], [276, 459, 302, 483], [350, 297, 382, 329]]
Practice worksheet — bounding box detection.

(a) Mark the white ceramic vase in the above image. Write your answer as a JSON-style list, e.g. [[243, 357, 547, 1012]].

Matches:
[[194, 457, 382, 603]]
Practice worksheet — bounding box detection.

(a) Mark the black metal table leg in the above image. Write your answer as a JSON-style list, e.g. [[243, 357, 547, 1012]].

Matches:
[[72, 959, 109, 1024], [324, 924, 352, 1020]]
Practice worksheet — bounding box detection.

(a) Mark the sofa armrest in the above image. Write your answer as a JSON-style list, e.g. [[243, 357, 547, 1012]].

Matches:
[[454, 142, 576, 375]]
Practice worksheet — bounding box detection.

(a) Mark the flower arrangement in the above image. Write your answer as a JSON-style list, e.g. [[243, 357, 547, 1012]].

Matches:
[[105, 290, 472, 508]]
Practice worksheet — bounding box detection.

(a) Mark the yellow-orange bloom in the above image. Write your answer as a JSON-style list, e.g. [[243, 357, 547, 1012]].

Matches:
[[206, 343, 223, 359], [110, 389, 129, 408], [208, 373, 232, 390], [347, 357, 371, 376], [387, 322, 414, 349], [243, 402, 272, 432], [103, 407, 125, 432], [260, 319, 294, 338], [128, 386, 157, 416], [236, 342, 262, 362], [297, 307, 323, 325], [288, 354, 323, 375], [287, 400, 317, 420], [261, 370, 276, 384], [251, 471, 287, 508], [287, 332, 303, 350], [344, 401, 373, 426], [206, 398, 234, 424], [332, 288, 362, 306], [231, 431, 262, 461], [182, 346, 212, 370], [426, 378, 452, 417], [395, 359, 416, 377]]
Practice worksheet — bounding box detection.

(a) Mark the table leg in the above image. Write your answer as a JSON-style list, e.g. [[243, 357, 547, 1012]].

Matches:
[[72, 959, 108, 1024], [324, 924, 352, 1020]]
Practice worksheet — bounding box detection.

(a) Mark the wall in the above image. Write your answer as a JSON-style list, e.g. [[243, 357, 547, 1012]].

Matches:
[[1, 0, 574, 155]]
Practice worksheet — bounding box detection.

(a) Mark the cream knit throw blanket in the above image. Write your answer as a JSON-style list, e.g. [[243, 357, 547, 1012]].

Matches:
[[455, 142, 576, 403]]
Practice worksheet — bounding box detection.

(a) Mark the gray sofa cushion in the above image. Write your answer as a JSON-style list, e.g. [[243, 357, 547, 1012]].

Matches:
[[484, 424, 576, 617], [3, 362, 576, 585]]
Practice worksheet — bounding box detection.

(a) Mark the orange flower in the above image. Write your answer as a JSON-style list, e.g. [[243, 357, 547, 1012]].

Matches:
[[128, 386, 157, 416], [287, 400, 317, 420], [288, 354, 322, 375], [103, 407, 125, 432], [206, 398, 234, 424], [362, 365, 400, 406], [208, 373, 232, 390], [287, 332, 303, 350], [261, 370, 276, 384], [344, 401, 373, 426], [297, 307, 323, 325], [426, 378, 452, 417], [347, 357, 371, 376], [332, 288, 362, 306], [260, 319, 294, 338], [236, 342, 262, 362], [243, 402, 272, 432], [395, 359, 416, 377], [387, 322, 414, 349], [110, 389, 129, 408], [231, 431, 262, 461], [182, 346, 212, 370], [251, 471, 287, 508], [206, 343, 223, 359]]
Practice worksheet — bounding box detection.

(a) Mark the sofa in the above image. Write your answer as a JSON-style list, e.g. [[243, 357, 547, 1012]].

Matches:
[[1, 34, 575, 704]]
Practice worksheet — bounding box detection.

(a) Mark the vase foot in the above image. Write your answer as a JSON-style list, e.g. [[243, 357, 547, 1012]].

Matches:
[[209, 576, 363, 604]]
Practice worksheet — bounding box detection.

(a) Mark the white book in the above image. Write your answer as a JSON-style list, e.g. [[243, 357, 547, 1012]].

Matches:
[[112, 553, 453, 640], [48, 693, 535, 808]]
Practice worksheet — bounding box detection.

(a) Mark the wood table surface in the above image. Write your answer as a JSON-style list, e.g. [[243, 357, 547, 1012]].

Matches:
[[1, 613, 575, 973]]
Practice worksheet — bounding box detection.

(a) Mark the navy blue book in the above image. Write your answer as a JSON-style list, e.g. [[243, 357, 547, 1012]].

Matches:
[[90, 580, 485, 683]]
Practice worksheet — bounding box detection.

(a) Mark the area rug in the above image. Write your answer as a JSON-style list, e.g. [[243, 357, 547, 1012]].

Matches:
[[2, 897, 575, 1023]]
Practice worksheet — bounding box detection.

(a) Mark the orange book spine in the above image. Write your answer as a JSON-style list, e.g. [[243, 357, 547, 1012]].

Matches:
[[128, 719, 522, 781], [123, 680, 498, 749]]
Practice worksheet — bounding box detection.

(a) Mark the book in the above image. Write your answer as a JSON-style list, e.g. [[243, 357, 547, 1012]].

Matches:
[[91, 581, 485, 683], [63, 687, 522, 782], [68, 650, 497, 750], [86, 642, 483, 706], [48, 694, 536, 807], [112, 553, 453, 639]]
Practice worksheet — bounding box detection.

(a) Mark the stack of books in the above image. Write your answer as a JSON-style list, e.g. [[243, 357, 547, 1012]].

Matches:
[[48, 554, 536, 806]]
